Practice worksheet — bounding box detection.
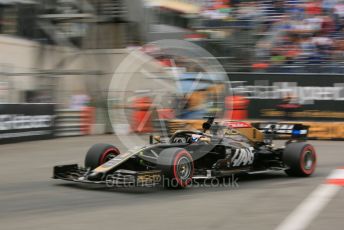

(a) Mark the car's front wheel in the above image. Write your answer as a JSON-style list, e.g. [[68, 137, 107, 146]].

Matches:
[[84, 143, 120, 170], [157, 148, 194, 188]]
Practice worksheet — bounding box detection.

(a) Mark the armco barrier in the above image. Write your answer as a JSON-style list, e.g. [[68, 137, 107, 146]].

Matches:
[[296, 121, 344, 140], [55, 107, 95, 137], [0, 103, 55, 144], [166, 119, 344, 140], [228, 73, 344, 122]]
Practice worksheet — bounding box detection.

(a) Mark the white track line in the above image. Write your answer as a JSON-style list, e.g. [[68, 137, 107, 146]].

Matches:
[[275, 169, 344, 230], [275, 184, 340, 230]]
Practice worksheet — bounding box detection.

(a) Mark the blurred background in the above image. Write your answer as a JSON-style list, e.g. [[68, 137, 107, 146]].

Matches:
[[0, 0, 343, 143], [1, 3, 343, 230]]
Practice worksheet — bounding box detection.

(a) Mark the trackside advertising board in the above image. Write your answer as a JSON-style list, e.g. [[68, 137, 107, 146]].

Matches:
[[228, 73, 344, 121], [0, 104, 55, 144]]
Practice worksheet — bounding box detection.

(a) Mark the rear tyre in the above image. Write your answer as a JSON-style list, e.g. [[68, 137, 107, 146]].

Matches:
[[85, 143, 120, 170], [283, 142, 316, 177], [157, 148, 194, 189]]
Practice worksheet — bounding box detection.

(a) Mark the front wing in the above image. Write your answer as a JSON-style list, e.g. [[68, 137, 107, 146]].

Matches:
[[53, 164, 162, 187]]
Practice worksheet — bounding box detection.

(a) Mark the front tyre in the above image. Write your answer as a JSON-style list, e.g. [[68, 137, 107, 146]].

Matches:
[[85, 143, 120, 170], [157, 148, 194, 189], [283, 142, 316, 177]]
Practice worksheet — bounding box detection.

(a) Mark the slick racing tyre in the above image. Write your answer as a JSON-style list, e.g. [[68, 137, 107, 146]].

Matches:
[[85, 143, 120, 170], [157, 148, 194, 189], [283, 142, 317, 177]]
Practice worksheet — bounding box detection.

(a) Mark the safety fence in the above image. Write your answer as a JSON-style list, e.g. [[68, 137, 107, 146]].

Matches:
[[55, 107, 95, 137], [0, 103, 55, 144], [229, 72, 344, 122], [0, 104, 95, 144]]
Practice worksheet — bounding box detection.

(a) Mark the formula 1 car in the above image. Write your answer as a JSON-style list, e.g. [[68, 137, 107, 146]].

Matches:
[[53, 117, 317, 188]]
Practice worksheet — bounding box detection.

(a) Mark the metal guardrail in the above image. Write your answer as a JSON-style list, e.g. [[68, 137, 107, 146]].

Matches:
[[55, 107, 94, 137]]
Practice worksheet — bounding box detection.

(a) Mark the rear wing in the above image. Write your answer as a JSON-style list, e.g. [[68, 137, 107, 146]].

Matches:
[[251, 122, 309, 139], [223, 121, 265, 143]]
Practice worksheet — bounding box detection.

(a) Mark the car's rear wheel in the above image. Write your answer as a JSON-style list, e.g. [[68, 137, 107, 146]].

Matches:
[[283, 142, 316, 177], [157, 148, 194, 189], [85, 143, 120, 170]]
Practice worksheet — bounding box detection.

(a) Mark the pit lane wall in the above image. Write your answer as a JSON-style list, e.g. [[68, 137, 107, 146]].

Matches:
[[166, 72, 344, 140]]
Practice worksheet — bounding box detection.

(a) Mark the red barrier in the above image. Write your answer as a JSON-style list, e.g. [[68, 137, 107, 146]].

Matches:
[[131, 97, 153, 133], [81, 106, 95, 135], [225, 96, 249, 120], [157, 108, 175, 120]]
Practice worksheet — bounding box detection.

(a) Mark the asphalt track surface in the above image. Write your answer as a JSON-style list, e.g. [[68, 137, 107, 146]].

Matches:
[[0, 135, 343, 230]]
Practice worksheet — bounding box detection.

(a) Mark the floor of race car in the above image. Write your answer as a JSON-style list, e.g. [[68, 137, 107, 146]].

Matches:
[[0, 135, 343, 230]]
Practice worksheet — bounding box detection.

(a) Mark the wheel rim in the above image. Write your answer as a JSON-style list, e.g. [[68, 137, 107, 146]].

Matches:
[[99, 148, 119, 165], [103, 153, 117, 162], [176, 156, 192, 180], [303, 150, 314, 170]]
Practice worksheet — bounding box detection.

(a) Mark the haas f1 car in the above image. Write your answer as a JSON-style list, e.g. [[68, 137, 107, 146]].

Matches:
[[53, 118, 317, 188]]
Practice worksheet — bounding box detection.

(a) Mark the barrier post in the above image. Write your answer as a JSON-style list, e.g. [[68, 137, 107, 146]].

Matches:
[[130, 97, 153, 133], [81, 106, 95, 135], [225, 95, 249, 120]]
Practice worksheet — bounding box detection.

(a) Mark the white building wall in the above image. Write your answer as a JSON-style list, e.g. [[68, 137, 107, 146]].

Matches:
[[0, 35, 168, 108]]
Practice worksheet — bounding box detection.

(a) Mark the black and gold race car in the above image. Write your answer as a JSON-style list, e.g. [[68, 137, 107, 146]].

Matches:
[[53, 117, 317, 188]]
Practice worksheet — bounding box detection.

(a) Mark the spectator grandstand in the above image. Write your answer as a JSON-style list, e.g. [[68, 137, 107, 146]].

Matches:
[[148, 0, 344, 73], [1, 0, 344, 73], [199, 0, 344, 73]]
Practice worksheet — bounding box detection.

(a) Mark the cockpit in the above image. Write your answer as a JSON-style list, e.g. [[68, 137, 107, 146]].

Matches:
[[169, 124, 249, 145]]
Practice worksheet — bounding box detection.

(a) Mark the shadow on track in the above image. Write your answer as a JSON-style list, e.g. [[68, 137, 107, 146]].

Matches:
[[52, 171, 320, 195]]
